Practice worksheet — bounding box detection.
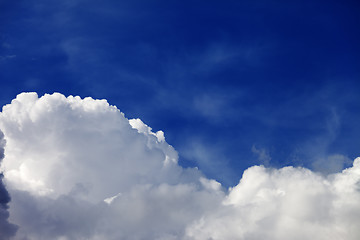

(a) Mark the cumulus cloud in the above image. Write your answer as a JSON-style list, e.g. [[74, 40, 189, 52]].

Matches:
[[0, 92, 359, 240], [0, 93, 223, 240], [185, 161, 360, 240], [0, 131, 18, 240]]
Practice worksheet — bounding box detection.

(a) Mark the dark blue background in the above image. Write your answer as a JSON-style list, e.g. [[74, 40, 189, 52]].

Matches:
[[1, 0, 360, 185]]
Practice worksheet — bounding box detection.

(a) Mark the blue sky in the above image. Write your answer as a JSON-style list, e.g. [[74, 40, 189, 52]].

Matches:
[[1, 0, 360, 187]]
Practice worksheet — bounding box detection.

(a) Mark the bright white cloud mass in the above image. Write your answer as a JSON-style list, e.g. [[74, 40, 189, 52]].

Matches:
[[0, 93, 359, 240]]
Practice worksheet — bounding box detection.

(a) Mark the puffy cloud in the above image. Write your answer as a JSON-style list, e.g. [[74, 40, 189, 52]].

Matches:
[[0, 93, 223, 240], [185, 161, 360, 240], [0, 92, 359, 240]]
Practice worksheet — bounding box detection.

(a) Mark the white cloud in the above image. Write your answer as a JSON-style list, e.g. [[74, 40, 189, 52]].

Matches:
[[0, 93, 223, 240], [0, 93, 359, 240], [185, 161, 360, 240]]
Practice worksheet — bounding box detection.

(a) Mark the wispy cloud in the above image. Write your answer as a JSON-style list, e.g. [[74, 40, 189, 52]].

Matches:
[[0, 55, 16, 62], [251, 145, 271, 166]]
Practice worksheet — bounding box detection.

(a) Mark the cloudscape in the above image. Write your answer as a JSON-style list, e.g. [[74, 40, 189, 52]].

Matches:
[[1, 0, 360, 239], [0, 93, 359, 239]]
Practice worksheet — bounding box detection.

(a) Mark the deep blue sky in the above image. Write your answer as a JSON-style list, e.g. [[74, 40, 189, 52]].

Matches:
[[1, 0, 359, 186]]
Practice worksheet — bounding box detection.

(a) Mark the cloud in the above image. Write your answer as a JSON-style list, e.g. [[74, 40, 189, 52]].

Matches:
[[192, 91, 240, 122], [0, 130, 18, 240], [185, 161, 360, 240], [251, 145, 271, 165], [179, 139, 235, 186], [0, 93, 359, 240], [291, 107, 353, 174], [0, 93, 223, 239], [0, 55, 16, 62]]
